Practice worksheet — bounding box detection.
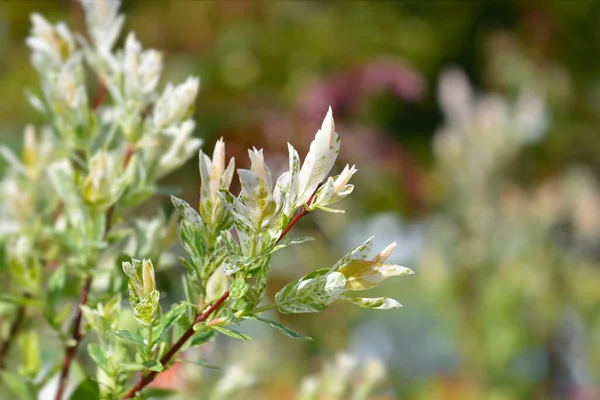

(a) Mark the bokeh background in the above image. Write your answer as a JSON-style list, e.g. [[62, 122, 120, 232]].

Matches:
[[1, 1, 600, 399]]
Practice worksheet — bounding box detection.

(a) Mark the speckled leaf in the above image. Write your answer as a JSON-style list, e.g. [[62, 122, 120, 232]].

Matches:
[[211, 325, 251, 340], [275, 272, 346, 314], [230, 278, 249, 300], [342, 296, 403, 309], [133, 290, 160, 326], [329, 237, 374, 273], [338, 260, 414, 291], [171, 195, 203, 231]]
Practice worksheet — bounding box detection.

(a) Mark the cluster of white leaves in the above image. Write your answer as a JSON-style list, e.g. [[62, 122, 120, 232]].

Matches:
[[198, 138, 235, 230], [298, 353, 387, 400], [275, 237, 413, 314], [1, 2, 416, 395], [122, 258, 161, 327], [6, 236, 41, 294], [79, 0, 124, 53], [209, 365, 256, 400], [26, 13, 75, 71], [434, 68, 547, 190], [81, 293, 122, 333], [81, 150, 129, 209], [217, 107, 356, 256]]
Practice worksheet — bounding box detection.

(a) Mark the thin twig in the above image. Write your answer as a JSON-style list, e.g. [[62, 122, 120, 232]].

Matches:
[[53, 139, 133, 399], [54, 205, 116, 399], [0, 303, 27, 370], [53, 275, 92, 400], [276, 183, 322, 244], [92, 78, 107, 111], [121, 291, 230, 399]]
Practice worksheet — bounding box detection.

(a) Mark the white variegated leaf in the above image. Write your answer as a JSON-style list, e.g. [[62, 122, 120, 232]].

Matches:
[[296, 107, 340, 205], [170, 195, 203, 231], [338, 260, 414, 291], [329, 237, 374, 273], [342, 296, 402, 310], [133, 290, 160, 326], [275, 272, 346, 314]]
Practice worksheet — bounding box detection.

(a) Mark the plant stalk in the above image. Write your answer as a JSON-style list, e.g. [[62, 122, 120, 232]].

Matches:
[[121, 291, 230, 399], [53, 275, 92, 400], [0, 303, 27, 370]]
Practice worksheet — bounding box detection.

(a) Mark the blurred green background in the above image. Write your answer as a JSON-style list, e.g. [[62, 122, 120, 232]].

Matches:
[[1, 1, 599, 399]]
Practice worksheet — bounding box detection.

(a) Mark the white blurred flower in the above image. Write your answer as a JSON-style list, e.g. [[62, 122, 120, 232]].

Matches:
[[298, 376, 320, 400], [211, 364, 255, 399], [26, 13, 75, 70], [157, 120, 202, 177], [153, 77, 200, 128], [122, 33, 163, 103], [434, 68, 547, 191], [81, 150, 128, 209], [79, 0, 124, 52], [44, 57, 90, 130]]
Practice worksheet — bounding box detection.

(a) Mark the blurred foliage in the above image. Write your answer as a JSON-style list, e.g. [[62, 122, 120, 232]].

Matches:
[[0, 1, 599, 399]]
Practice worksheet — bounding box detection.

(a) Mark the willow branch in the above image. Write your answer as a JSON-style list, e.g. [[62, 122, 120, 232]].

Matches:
[[53, 276, 92, 400], [54, 142, 133, 399], [0, 303, 27, 370], [121, 291, 230, 399], [276, 183, 322, 244]]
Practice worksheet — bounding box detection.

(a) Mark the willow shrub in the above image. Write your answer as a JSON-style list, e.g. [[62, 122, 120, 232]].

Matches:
[[0, 1, 413, 399]]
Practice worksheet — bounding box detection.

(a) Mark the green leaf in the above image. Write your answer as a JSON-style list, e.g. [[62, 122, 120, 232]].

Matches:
[[119, 362, 146, 372], [192, 322, 206, 332], [251, 254, 272, 304], [0, 294, 43, 308], [220, 230, 242, 255], [152, 303, 190, 344], [211, 326, 251, 340], [275, 272, 346, 314], [189, 330, 216, 347], [175, 358, 219, 370], [270, 236, 315, 253], [229, 278, 249, 300], [69, 377, 100, 400], [111, 330, 146, 348], [87, 344, 109, 372], [342, 296, 403, 310], [19, 331, 41, 378], [244, 315, 311, 340], [120, 186, 155, 208], [133, 290, 161, 327], [0, 371, 36, 400], [171, 195, 203, 231], [48, 264, 66, 305], [142, 360, 164, 372]]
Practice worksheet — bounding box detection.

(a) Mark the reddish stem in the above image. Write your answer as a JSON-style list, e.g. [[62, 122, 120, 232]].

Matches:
[[276, 206, 308, 244], [276, 183, 321, 244], [54, 277, 92, 400], [92, 78, 107, 111], [122, 144, 135, 169], [122, 291, 230, 399], [54, 203, 116, 400], [0, 303, 27, 370]]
